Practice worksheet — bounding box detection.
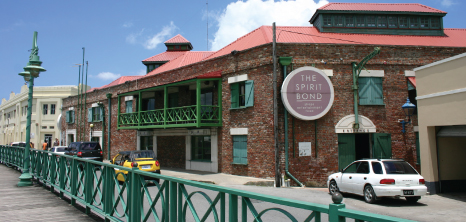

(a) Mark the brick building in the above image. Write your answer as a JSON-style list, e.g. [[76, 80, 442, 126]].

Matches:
[[61, 3, 466, 189]]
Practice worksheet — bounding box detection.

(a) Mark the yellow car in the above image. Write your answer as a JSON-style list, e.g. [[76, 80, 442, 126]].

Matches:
[[111, 150, 161, 183]]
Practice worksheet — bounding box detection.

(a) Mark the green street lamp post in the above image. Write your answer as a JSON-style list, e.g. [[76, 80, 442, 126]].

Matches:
[[17, 31, 46, 187]]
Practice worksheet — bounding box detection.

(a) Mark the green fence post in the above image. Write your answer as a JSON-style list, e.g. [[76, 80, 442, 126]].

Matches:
[[220, 192, 225, 222], [229, 194, 238, 222], [241, 197, 247, 222], [50, 155, 57, 193], [103, 165, 115, 221], [59, 156, 66, 199], [85, 161, 95, 214], [71, 156, 78, 206], [129, 167, 142, 222], [170, 181, 177, 222], [328, 203, 345, 222], [41, 152, 47, 183]]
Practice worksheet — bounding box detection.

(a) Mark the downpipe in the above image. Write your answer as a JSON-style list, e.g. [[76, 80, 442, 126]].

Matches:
[[280, 57, 304, 187]]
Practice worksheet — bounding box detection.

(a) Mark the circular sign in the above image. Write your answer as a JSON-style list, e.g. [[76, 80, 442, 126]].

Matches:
[[281, 66, 334, 120]]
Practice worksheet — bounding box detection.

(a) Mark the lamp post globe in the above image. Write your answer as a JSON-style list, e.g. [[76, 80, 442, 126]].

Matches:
[[17, 31, 46, 187]]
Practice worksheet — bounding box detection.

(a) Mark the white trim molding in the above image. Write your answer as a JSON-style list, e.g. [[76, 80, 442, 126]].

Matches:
[[125, 96, 133, 101], [322, 69, 333, 77], [228, 74, 248, 84], [359, 70, 384, 77], [416, 87, 466, 100], [230, 128, 248, 135], [404, 70, 415, 77]]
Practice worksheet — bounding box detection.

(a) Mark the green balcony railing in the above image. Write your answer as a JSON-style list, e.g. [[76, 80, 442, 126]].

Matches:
[[0, 145, 415, 222], [118, 105, 221, 129]]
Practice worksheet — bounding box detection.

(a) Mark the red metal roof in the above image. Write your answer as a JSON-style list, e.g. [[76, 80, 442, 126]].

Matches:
[[318, 3, 446, 13], [164, 34, 191, 44], [146, 51, 214, 76], [206, 26, 466, 60], [142, 51, 186, 62], [87, 76, 142, 92]]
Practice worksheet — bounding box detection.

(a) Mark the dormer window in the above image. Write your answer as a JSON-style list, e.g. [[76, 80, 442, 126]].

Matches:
[[310, 3, 446, 36]]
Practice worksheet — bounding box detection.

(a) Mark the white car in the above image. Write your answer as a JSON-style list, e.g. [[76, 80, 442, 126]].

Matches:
[[48, 146, 68, 156], [327, 159, 427, 203]]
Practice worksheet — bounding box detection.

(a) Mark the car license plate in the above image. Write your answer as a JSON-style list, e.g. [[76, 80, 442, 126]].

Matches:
[[403, 190, 414, 195], [141, 165, 151, 169]]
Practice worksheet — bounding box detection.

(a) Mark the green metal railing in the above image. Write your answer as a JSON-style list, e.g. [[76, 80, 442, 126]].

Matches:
[[0, 145, 415, 222], [119, 105, 221, 129]]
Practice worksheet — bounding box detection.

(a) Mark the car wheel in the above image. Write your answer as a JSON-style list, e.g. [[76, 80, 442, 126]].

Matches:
[[364, 185, 377, 204], [329, 180, 340, 195], [406, 196, 420, 203]]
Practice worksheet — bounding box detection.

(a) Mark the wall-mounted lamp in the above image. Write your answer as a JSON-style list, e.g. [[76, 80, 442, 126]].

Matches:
[[90, 123, 94, 141], [399, 98, 416, 133]]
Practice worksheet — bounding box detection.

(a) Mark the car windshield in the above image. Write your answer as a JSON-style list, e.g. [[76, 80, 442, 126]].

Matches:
[[383, 161, 418, 174], [131, 151, 156, 160], [55, 148, 66, 152]]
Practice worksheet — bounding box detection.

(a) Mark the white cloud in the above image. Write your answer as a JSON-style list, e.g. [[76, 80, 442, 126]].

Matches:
[[123, 22, 133, 28], [144, 21, 178, 50], [95, 72, 121, 81], [211, 0, 329, 51], [440, 0, 455, 7], [126, 29, 144, 44]]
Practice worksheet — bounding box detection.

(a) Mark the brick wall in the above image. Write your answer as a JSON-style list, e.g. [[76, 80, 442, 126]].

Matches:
[[61, 42, 466, 185], [157, 136, 185, 168]]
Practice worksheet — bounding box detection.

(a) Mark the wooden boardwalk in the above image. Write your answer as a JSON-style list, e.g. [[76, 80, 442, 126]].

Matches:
[[0, 164, 103, 222]]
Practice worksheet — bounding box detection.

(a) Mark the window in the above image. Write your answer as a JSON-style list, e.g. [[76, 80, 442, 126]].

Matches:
[[125, 100, 133, 113], [42, 126, 47, 129], [51, 104, 56, 115], [66, 110, 75, 123], [343, 162, 359, 173], [388, 16, 397, 28], [345, 16, 354, 27], [142, 98, 155, 111], [367, 16, 376, 27], [323, 15, 332, 26], [230, 80, 254, 108], [334, 15, 344, 27], [356, 161, 370, 174], [399, 17, 408, 28], [88, 107, 103, 122], [233, 135, 247, 164], [371, 162, 383, 174], [168, 93, 179, 108], [43, 104, 48, 115], [409, 17, 418, 28], [420, 17, 429, 28], [356, 16, 365, 27], [431, 17, 440, 28], [358, 77, 384, 105], [201, 89, 213, 118], [383, 161, 418, 174], [191, 136, 211, 161], [377, 16, 387, 28]]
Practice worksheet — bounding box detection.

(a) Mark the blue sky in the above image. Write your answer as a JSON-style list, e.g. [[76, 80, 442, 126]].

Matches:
[[1, 0, 464, 101]]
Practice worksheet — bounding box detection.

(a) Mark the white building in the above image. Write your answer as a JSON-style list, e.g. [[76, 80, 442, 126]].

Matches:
[[0, 84, 83, 148]]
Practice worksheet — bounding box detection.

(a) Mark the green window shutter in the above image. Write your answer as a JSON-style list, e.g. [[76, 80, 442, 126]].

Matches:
[[230, 83, 239, 108], [233, 135, 247, 164], [71, 110, 75, 123], [373, 133, 392, 159], [99, 107, 103, 122], [358, 77, 371, 105], [371, 77, 384, 105], [87, 108, 92, 122], [65, 111, 70, 123], [244, 80, 254, 107], [338, 134, 356, 169]]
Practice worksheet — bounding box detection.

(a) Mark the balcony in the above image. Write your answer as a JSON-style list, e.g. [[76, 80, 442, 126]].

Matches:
[[118, 78, 222, 129]]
